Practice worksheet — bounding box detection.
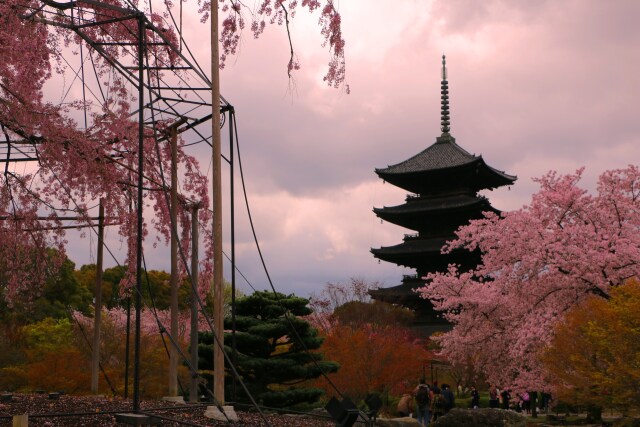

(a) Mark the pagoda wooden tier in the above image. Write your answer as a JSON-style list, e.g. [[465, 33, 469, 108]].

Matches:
[[370, 56, 516, 329], [373, 194, 497, 234]]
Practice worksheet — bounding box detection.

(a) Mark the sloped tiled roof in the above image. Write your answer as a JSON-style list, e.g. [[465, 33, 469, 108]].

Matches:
[[371, 237, 449, 256], [376, 134, 476, 174], [373, 194, 493, 216]]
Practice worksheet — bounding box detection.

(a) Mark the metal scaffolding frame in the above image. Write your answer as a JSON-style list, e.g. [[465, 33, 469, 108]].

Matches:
[[1, 0, 234, 416]]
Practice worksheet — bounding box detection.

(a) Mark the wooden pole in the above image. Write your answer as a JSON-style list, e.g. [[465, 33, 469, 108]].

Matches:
[[12, 414, 28, 427], [169, 124, 179, 397], [133, 13, 145, 412], [91, 199, 104, 394], [210, 0, 225, 404], [189, 204, 200, 402]]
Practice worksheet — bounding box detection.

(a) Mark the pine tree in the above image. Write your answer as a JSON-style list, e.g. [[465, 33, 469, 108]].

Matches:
[[199, 291, 339, 408]]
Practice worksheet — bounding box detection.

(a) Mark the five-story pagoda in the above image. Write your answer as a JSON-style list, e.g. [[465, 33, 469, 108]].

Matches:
[[370, 56, 516, 329]]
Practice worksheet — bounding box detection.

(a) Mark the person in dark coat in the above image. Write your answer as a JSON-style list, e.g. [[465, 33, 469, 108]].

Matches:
[[470, 385, 480, 409], [413, 380, 430, 426], [430, 388, 445, 422], [489, 385, 499, 408], [501, 389, 511, 410], [441, 384, 455, 413]]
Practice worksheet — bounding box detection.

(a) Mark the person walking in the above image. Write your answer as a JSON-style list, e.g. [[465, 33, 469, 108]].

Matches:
[[441, 384, 456, 414], [470, 385, 480, 409], [430, 388, 445, 422], [501, 389, 511, 410], [441, 384, 455, 413], [489, 385, 499, 408], [413, 380, 430, 426]]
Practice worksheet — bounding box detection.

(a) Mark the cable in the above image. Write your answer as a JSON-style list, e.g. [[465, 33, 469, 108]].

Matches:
[[234, 113, 361, 412]]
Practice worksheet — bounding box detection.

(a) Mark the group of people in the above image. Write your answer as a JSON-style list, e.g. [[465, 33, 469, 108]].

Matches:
[[488, 385, 511, 409], [397, 380, 455, 426], [488, 386, 551, 413], [397, 382, 551, 424]]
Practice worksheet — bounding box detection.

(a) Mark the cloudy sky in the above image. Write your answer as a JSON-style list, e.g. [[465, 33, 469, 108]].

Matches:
[[67, 0, 640, 298]]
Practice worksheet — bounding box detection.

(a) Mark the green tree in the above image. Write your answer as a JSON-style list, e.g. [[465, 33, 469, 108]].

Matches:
[[76, 265, 197, 310], [199, 291, 339, 408], [20, 317, 90, 393], [1, 250, 92, 325]]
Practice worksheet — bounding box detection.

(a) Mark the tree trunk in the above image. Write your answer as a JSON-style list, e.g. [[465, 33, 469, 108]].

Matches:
[[585, 404, 602, 423]]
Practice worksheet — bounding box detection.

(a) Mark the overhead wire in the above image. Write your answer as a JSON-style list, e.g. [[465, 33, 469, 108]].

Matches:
[[232, 113, 362, 413]]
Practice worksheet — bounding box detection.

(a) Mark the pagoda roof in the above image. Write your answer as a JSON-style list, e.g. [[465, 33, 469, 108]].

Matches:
[[378, 134, 476, 174], [375, 134, 516, 193], [371, 237, 480, 271], [374, 194, 495, 216], [373, 194, 497, 231], [368, 282, 424, 306], [371, 237, 451, 270], [372, 237, 448, 257], [369, 280, 426, 299]]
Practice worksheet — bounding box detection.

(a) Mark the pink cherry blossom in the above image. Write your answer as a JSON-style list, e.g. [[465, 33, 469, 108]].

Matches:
[[418, 165, 640, 392]]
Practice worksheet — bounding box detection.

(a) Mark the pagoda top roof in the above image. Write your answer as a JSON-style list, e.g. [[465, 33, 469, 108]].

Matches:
[[376, 134, 515, 179], [375, 135, 516, 194], [377, 134, 474, 174]]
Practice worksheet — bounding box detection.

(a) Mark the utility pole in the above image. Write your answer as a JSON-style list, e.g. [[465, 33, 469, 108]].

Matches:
[[189, 203, 200, 403], [91, 199, 104, 394], [210, 0, 225, 404], [169, 124, 179, 397]]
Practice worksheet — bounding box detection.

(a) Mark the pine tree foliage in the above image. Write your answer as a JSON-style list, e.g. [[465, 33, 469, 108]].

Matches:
[[199, 291, 339, 408]]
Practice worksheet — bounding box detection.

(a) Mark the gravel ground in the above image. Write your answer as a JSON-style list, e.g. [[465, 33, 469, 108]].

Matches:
[[0, 394, 337, 426]]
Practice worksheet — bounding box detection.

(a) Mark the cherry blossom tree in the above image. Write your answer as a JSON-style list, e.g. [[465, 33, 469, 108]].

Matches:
[[198, 0, 347, 89], [1, 0, 347, 307], [418, 165, 640, 392]]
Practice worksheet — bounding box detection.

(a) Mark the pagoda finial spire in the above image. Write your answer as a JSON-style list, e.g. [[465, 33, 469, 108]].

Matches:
[[440, 54, 450, 135]]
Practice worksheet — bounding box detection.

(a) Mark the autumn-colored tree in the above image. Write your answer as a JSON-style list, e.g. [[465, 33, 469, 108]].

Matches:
[[308, 279, 431, 400], [316, 324, 431, 401], [18, 318, 90, 393], [73, 308, 191, 397], [419, 166, 640, 392], [0, 308, 199, 396], [542, 279, 640, 419]]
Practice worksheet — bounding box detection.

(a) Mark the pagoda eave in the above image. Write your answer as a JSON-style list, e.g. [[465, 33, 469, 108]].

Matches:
[[377, 159, 515, 194], [373, 195, 499, 229], [368, 286, 424, 309]]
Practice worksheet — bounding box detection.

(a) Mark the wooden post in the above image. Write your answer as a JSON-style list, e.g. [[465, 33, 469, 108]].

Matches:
[[12, 414, 28, 427], [91, 199, 104, 394], [189, 204, 200, 402], [210, 0, 225, 404], [169, 125, 179, 396]]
